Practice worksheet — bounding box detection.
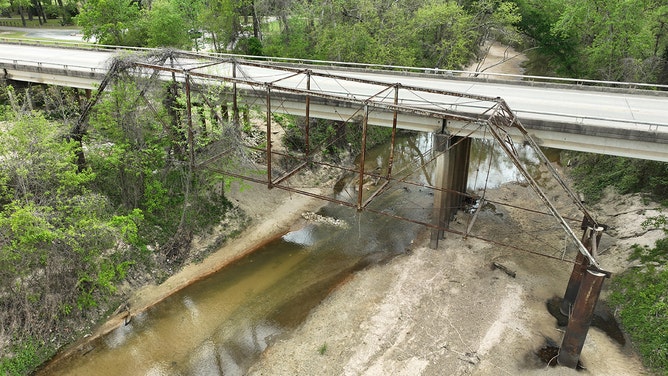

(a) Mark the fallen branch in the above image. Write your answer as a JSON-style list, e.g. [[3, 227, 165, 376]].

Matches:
[[492, 262, 516, 278]]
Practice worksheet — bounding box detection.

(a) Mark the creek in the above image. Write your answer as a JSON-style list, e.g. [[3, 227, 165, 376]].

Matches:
[[42, 133, 540, 375]]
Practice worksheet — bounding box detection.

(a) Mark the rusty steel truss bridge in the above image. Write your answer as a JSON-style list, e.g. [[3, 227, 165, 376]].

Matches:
[[9, 48, 628, 368]]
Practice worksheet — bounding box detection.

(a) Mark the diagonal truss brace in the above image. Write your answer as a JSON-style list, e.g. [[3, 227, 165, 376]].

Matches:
[[486, 100, 602, 270], [94, 51, 605, 271]]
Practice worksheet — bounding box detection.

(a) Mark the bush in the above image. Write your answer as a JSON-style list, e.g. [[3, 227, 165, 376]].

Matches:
[[566, 152, 668, 203], [0, 338, 52, 376], [609, 217, 668, 374]]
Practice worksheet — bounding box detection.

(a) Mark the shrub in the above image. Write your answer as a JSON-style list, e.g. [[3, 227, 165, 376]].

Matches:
[[609, 216, 668, 374]]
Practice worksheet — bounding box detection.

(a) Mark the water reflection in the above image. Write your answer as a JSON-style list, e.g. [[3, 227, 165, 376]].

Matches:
[[468, 139, 540, 192], [334, 134, 541, 208]]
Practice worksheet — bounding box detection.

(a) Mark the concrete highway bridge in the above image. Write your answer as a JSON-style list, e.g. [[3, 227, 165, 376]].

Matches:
[[2, 41, 667, 368], [2, 42, 668, 162]]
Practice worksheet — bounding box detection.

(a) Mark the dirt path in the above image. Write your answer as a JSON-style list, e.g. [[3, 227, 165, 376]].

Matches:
[[464, 41, 528, 77]]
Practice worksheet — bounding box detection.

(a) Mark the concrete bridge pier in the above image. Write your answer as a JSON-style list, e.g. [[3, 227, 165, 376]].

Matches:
[[451, 136, 471, 209], [430, 134, 471, 249]]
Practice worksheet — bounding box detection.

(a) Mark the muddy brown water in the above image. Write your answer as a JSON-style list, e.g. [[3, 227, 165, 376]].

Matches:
[[42, 134, 543, 375]]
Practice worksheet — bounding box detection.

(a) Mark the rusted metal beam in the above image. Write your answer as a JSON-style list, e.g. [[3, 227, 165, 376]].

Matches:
[[466, 198, 484, 237], [272, 161, 308, 186], [362, 180, 391, 209], [357, 105, 369, 211], [387, 84, 400, 179], [560, 251, 589, 317], [560, 224, 592, 316], [132, 61, 484, 124], [232, 61, 239, 126], [266, 84, 272, 188], [499, 100, 598, 227], [305, 71, 311, 156], [184, 74, 195, 171], [228, 58, 500, 103], [430, 133, 450, 248], [558, 268, 607, 368], [486, 115, 601, 269], [454, 136, 471, 208]]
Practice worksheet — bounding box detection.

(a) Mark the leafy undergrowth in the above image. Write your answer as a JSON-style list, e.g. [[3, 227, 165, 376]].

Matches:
[[565, 152, 668, 204], [609, 216, 668, 375]]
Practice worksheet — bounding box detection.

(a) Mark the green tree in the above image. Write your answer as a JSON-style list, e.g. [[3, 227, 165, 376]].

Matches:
[[145, 0, 191, 48], [410, 1, 477, 69], [0, 111, 144, 370], [198, 0, 238, 52], [76, 0, 144, 45], [512, 0, 581, 76], [0, 0, 11, 15], [514, 0, 668, 82]]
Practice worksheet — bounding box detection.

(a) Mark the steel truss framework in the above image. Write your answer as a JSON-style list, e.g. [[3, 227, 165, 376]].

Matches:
[[84, 50, 610, 367]]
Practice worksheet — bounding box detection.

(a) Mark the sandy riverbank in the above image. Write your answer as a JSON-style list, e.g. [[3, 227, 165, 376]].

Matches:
[[246, 180, 659, 375], [38, 181, 329, 373]]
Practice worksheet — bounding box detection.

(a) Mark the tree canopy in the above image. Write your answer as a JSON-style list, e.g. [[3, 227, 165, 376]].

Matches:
[[513, 0, 668, 82]]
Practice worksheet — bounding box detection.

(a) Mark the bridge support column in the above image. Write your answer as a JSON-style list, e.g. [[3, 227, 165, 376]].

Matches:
[[452, 136, 471, 209], [430, 134, 472, 249], [557, 268, 606, 368], [560, 251, 589, 317], [560, 217, 603, 316], [430, 134, 452, 248]]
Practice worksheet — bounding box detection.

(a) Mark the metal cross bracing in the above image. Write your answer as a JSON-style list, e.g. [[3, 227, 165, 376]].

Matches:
[[162, 54, 601, 258], [84, 50, 610, 367]]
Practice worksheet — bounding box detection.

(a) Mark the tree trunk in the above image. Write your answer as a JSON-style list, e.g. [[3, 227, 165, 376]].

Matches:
[[19, 6, 27, 26], [659, 48, 668, 85], [251, 1, 261, 39], [56, 0, 66, 25], [37, 0, 47, 24]]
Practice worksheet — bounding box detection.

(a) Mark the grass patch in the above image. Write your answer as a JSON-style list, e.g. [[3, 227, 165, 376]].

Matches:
[[0, 338, 55, 376], [0, 18, 79, 29]]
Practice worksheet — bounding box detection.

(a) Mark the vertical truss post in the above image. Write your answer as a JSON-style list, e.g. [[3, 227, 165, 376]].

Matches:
[[305, 71, 311, 156], [558, 268, 607, 368], [430, 133, 450, 249], [266, 84, 273, 189], [357, 104, 369, 211], [560, 219, 594, 316], [444, 139, 457, 229], [184, 73, 195, 171], [232, 61, 239, 126], [386, 85, 400, 179], [169, 56, 176, 82]]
